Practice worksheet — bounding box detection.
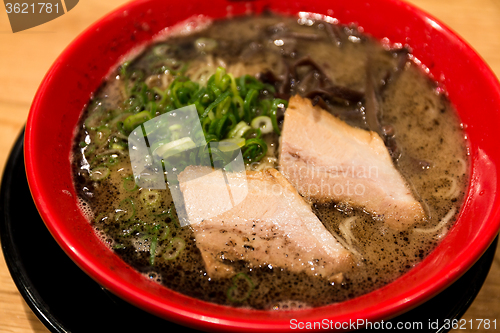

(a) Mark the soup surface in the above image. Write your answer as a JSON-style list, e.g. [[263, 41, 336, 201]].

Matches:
[[72, 14, 468, 309]]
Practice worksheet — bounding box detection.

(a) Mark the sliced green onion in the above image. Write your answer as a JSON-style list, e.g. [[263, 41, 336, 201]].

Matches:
[[139, 223, 169, 266], [140, 190, 161, 208], [110, 142, 126, 150], [102, 154, 119, 166], [232, 95, 245, 120], [114, 198, 136, 221], [123, 176, 138, 192], [251, 116, 273, 134], [171, 80, 199, 108], [201, 116, 212, 134], [270, 99, 287, 135], [89, 166, 110, 181], [147, 223, 164, 266], [227, 272, 255, 303], [162, 237, 186, 260], [259, 99, 271, 116], [119, 220, 140, 238], [83, 144, 96, 157], [215, 95, 232, 118], [192, 89, 208, 114], [227, 121, 251, 139], [159, 225, 171, 241], [123, 96, 143, 113], [219, 137, 245, 151], [243, 128, 262, 140], [120, 61, 130, 80], [152, 86, 166, 97], [215, 114, 231, 139], [238, 75, 251, 97], [94, 212, 108, 224], [214, 67, 226, 88], [123, 110, 152, 133], [149, 233, 159, 266], [243, 89, 258, 122], [93, 127, 111, 146], [201, 90, 231, 118], [169, 124, 183, 131], [242, 138, 267, 163], [154, 137, 196, 159], [225, 73, 238, 95], [219, 74, 231, 92], [146, 101, 158, 116], [207, 109, 215, 121]]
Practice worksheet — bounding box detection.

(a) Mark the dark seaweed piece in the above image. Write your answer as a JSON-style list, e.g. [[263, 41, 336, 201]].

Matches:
[[364, 48, 413, 162], [256, 62, 293, 100], [385, 136, 401, 161], [310, 95, 329, 110], [379, 47, 410, 93], [310, 95, 367, 121], [363, 62, 384, 138], [259, 55, 366, 104], [295, 70, 317, 94], [256, 70, 281, 86], [292, 56, 365, 104], [305, 87, 364, 104], [291, 56, 329, 86], [278, 60, 294, 99]]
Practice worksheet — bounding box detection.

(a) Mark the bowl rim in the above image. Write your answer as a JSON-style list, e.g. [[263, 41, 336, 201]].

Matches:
[[24, 0, 500, 331]]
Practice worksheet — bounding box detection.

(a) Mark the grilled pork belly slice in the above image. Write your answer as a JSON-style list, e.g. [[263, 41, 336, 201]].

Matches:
[[279, 95, 425, 229], [178, 166, 353, 280]]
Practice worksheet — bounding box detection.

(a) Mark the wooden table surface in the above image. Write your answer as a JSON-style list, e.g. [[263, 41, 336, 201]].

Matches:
[[0, 0, 499, 332]]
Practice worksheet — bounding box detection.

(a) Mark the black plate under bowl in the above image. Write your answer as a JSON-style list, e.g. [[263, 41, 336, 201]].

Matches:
[[1, 129, 497, 332]]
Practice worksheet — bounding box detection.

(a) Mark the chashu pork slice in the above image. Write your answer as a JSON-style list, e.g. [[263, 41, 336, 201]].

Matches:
[[178, 166, 353, 280], [279, 95, 425, 229]]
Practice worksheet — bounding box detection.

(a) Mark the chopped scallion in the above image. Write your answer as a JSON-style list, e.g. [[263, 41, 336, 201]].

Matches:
[[251, 116, 273, 134], [227, 121, 251, 139], [154, 137, 196, 159], [162, 237, 186, 260], [227, 272, 255, 303], [123, 110, 153, 133], [89, 166, 110, 181], [123, 176, 138, 192], [114, 198, 136, 221], [140, 190, 161, 208]]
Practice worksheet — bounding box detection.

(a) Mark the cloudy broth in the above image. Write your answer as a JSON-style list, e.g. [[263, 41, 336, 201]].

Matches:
[[71, 14, 468, 309]]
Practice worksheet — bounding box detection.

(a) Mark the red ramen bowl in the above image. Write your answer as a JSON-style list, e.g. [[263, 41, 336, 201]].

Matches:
[[24, 0, 500, 331]]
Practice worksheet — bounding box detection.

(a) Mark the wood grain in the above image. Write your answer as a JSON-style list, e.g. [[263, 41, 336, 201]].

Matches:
[[0, 0, 498, 332]]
